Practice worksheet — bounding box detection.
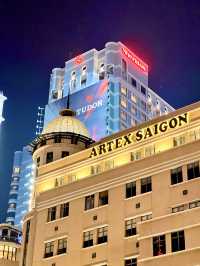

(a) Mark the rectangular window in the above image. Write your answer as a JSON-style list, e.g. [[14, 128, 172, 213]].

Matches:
[[91, 164, 102, 175], [171, 167, 183, 185], [153, 235, 166, 256], [44, 241, 54, 258], [36, 157, 40, 167], [97, 226, 108, 244], [126, 181, 136, 198], [60, 203, 69, 218], [141, 85, 146, 95], [187, 161, 200, 180], [105, 160, 114, 170], [54, 136, 61, 143], [131, 78, 137, 87], [125, 219, 137, 237], [121, 87, 127, 95], [47, 206, 56, 222], [61, 151, 69, 158], [83, 231, 93, 248], [122, 59, 127, 80], [57, 238, 67, 255], [125, 258, 137, 266], [99, 191, 108, 206], [172, 204, 185, 213], [85, 194, 95, 210], [171, 230, 185, 252], [131, 150, 142, 161], [121, 97, 127, 108], [189, 200, 200, 209], [141, 177, 152, 194], [46, 152, 53, 164], [141, 213, 152, 221]]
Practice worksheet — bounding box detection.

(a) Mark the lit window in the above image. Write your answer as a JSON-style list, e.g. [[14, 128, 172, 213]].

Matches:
[[97, 226, 108, 244], [125, 219, 137, 237], [153, 235, 166, 256], [99, 191, 108, 206], [121, 110, 127, 121], [13, 167, 20, 174], [83, 231, 93, 248], [187, 161, 200, 180], [171, 230, 185, 252], [85, 195, 95, 210], [44, 241, 54, 258], [121, 96, 127, 108], [126, 181, 136, 198], [141, 177, 152, 194], [57, 238, 67, 255], [131, 94, 137, 104], [121, 87, 127, 95], [47, 206, 56, 222], [60, 203, 69, 218], [171, 167, 183, 185]]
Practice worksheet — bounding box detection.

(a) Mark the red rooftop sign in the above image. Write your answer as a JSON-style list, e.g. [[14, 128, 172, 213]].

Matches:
[[122, 47, 148, 73]]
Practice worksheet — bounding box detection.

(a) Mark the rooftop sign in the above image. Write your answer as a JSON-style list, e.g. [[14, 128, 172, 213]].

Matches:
[[122, 47, 148, 73], [90, 113, 188, 158]]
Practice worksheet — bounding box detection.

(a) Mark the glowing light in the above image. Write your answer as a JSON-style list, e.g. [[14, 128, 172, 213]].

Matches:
[[0, 91, 7, 124], [122, 47, 148, 73], [75, 55, 83, 65]]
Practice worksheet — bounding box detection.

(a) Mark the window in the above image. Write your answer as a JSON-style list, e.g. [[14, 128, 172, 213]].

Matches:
[[171, 167, 183, 185], [83, 231, 93, 248], [70, 71, 76, 90], [171, 230, 185, 252], [131, 78, 137, 87], [131, 150, 142, 161], [172, 204, 185, 213], [125, 219, 137, 237], [61, 151, 69, 158], [46, 152, 53, 164], [153, 235, 166, 256], [13, 167, 20, 174], [105, 160, 114, 170], [47, 206, 56, 222], [141, 100, 146, 111], [99, 191, 108, 206], [54, 136, 61, 143], [141, 85, 146, 95], [121, 96, 127, 108], [173, 135, 185, 147], [141, 177, 152, 194], [126, 181, 136, 198], [131, 94, 137, 103], [44, 241, 54, 258], [187, 161, 200, 180], [36, 157, 40, 167], [121, 87, 127, 95], [57, 238, 67, 255], [91, 164, 102, 175], [81, 66, 87, 85], [122, 59, 127, 80], [99, 63, 105, 80], [125, 258, 137, 266], [85, 194, 95, 210], [60, 203, 69, 218], [141, 213, 152, 221], [97, 227, 108, 244], [189, 200, 200, 209]]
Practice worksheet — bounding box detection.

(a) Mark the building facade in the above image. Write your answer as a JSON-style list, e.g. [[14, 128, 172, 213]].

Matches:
[[7, 41, 174, 230], [21, 101, 200, 266], [6, 147, 34, 229], [44, 42, 174, 140], [0, 91, 6, 124], [0, 224, 21, 266]]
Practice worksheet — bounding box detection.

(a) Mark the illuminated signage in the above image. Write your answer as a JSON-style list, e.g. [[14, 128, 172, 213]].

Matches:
[[90, 113, 188, 158], [75, 55, 83, 65], [122, 47, 148, 73]]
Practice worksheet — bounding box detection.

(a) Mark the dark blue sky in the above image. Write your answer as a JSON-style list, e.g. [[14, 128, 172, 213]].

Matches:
[[0, 0, 200, 222]]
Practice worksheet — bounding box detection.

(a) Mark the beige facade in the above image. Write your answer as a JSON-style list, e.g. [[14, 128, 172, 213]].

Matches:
[[21, 102, 200, 266]]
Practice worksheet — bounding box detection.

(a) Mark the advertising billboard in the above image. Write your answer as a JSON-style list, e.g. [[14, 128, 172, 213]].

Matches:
[[44, 80, 109, 140]]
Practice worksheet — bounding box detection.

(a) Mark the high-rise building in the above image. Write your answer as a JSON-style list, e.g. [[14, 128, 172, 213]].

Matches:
[[44, 42, 174, 140], [0, 224, 21, 265], [20, 101, 200, 266], [6, 147, 34, 229], [0, 91, 7, 124], [7, 42, 174, 230]]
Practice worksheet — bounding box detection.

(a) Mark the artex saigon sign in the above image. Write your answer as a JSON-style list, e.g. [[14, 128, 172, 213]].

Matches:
[[90, 113, 189, 158]]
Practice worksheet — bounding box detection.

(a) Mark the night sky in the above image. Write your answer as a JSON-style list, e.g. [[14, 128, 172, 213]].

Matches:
[[0, 0, 200, 222]]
